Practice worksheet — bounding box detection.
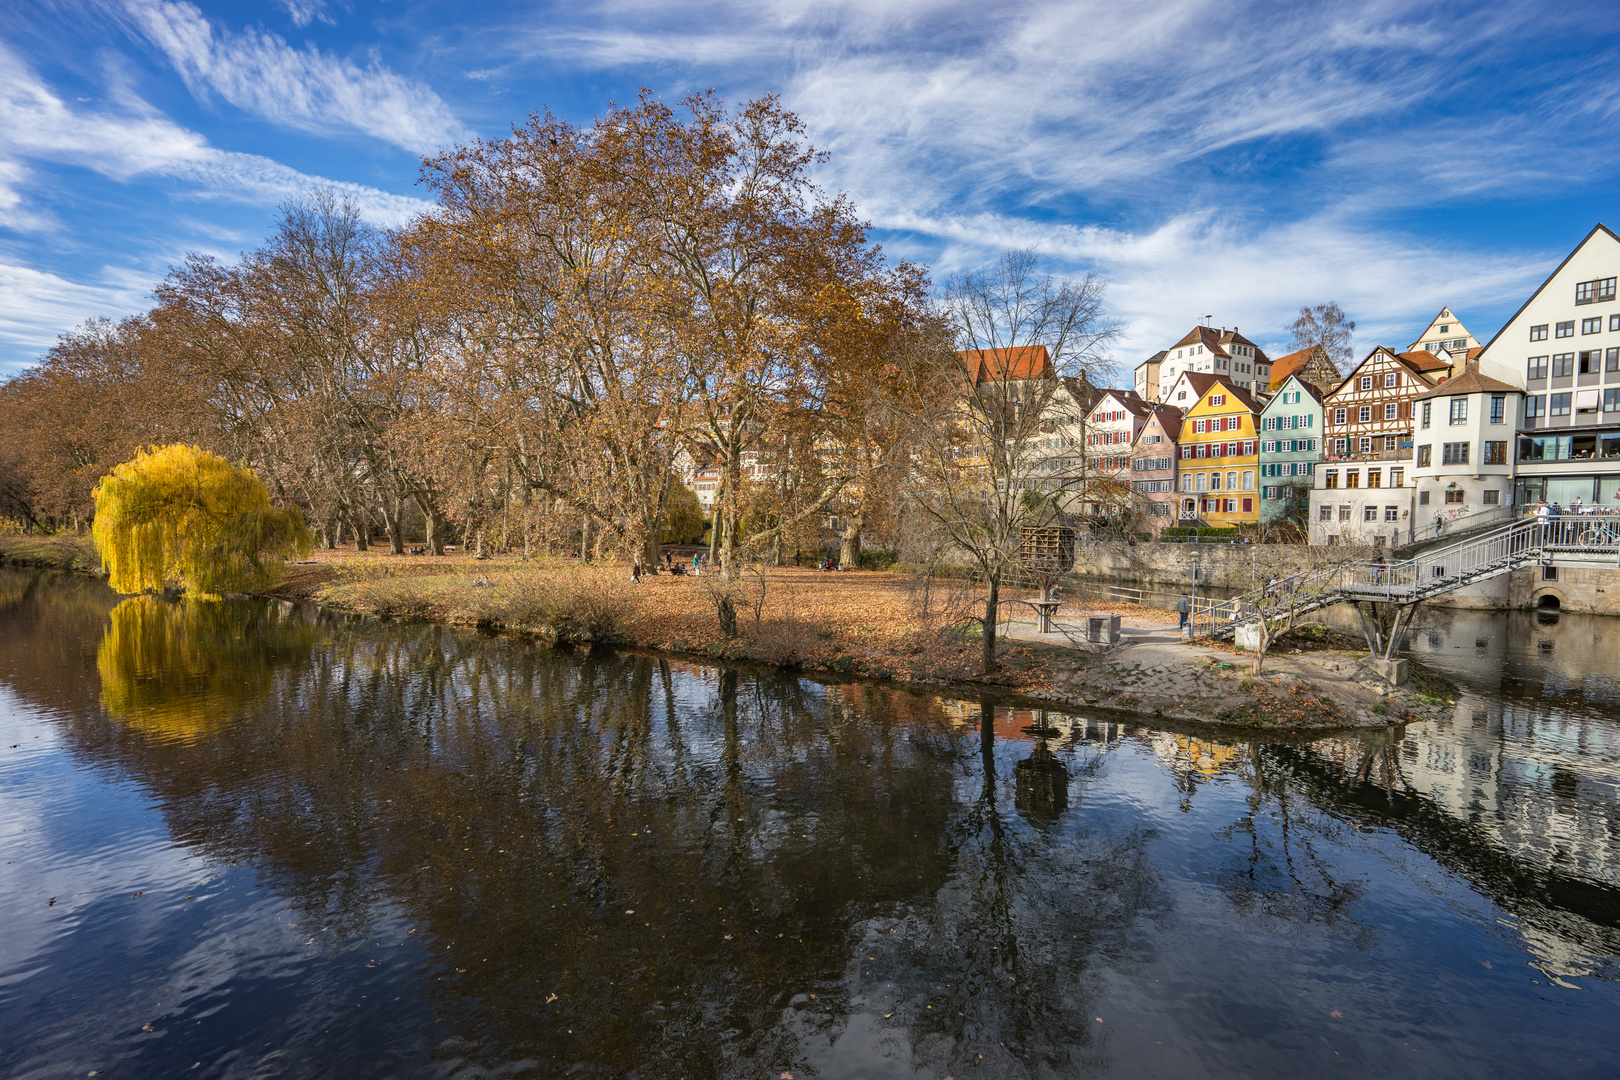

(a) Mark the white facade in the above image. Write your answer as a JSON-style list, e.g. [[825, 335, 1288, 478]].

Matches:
[[1155, 325, 1272, 397], [1410, 373, 1523, 535], [1406, 306, 1482, 356]]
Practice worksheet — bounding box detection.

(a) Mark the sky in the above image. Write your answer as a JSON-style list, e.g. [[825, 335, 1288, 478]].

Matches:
[[2, 0, 1619, 380]]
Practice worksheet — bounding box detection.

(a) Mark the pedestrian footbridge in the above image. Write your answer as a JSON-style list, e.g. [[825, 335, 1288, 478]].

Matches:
[[1197, 515, 1620, 655]]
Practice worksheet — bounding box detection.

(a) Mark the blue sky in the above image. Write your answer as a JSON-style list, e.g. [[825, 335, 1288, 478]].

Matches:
[[2, 0, 1619, 380]]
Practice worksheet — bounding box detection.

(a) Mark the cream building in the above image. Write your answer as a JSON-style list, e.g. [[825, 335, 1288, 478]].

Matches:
[[1409, 368, 1524, 537], [1406, 306, 1483, 357], [1153, 324, 1272, 398]]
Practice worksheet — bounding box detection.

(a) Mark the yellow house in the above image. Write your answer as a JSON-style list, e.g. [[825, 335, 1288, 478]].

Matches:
[[1173, 374, 1263, 526]]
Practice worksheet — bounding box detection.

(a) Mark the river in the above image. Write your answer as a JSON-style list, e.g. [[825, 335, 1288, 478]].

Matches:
[[1, 568, 1616, 1078]]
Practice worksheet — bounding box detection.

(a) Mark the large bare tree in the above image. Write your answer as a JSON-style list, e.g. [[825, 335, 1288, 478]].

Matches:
[[902, 251, 1119, 673]]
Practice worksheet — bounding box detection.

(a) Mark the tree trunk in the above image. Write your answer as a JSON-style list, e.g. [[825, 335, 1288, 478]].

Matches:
[[384, 498, 406, 555], [707, 506, 720, 564], [322, 517, 338, 550], [416, 493, 446, 555], [580, 515, 591, 562], [839, 513, 863, 569], [350, 509, 370, 551], [982, 573, 1000, 673]]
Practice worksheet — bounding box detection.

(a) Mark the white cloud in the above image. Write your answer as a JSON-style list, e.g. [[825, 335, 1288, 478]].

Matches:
[[0, 44, 431, 226], [277, 0, 332, 28], [120, 0, 469, 154], [0, 259, 152, 370]]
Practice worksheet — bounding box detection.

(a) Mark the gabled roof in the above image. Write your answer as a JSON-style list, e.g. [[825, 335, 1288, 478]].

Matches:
[[1413, 368, 1524, 400], [1138, 403, 1185, 442], [957, 346, 1054, 384], [1262, 373, 1325, 409], [1477, 223, 1620, 357], [1169, 325, 1231, 358], [1267, 346, 1315, 385], [1091, 388, 1150, 418], [1396, 349, 1451, 372], [1135, 350, 1168, 371], [1163, 370, 1221, 401], [1059, 374, 1103, 411], [1195, 374, 1261, 413], [1217, 327, 1270, 364]]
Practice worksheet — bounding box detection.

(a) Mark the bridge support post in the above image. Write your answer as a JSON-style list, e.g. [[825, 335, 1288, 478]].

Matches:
[[1350, 599, 1418, 685]]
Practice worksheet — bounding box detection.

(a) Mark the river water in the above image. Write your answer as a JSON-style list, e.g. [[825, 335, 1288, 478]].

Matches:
[[1, 568, 1616, 1079]]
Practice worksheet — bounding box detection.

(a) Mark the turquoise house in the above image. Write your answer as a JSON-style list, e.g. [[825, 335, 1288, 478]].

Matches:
[[1258, 375, 1325, 525]]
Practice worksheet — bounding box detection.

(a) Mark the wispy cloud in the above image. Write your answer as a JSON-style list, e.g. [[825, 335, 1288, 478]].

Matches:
[[119, 0, 469, 154], [0, 259, 152, 371], [277, 0, 332, 29], [0, 43, 431, 226]]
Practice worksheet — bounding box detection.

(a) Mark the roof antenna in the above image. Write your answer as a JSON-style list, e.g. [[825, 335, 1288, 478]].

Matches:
[[1202, 315, 1213, 327]]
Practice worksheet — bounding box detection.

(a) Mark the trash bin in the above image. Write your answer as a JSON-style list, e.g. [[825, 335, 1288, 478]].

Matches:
[[1086, 614, 1121, 644]]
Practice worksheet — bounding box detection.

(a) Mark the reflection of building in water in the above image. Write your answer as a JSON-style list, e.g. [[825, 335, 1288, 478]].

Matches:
[[937, 700, 1131, 749], [1147, 733, 1248, 780], [1302, 697, 1620, 981]]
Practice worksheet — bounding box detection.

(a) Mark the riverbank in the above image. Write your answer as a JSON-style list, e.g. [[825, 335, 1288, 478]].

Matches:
[[0, 533, 97, 573], [277, 548, 1455, 732]]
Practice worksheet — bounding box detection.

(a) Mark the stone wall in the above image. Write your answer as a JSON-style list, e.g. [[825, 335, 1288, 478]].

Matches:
[[1071, 540, 1620, 616]]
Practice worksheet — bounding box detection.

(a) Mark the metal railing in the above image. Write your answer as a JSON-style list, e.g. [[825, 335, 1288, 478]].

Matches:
[[1195, 515, 1620, 640]]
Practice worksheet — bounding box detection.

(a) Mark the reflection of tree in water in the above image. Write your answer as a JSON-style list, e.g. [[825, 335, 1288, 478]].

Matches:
[[863, 703, 1168, 1079], [51, 608, 1003, 1078], [96, 594, 324, 743], [1210, 741, 1375, 948]]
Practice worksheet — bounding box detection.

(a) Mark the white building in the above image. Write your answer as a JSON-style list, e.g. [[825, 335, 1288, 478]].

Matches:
[[1409, 368, 1524, 536], [1153, 325, 1272, 398], [1472, 223, 1620, 508], [1406, 306, 1483, 357]]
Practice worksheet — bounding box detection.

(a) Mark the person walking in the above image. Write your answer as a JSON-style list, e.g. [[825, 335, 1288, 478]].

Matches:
[[1177, 592, 1191, 630], [630, 558, 642, 585], [693, 553, 702, 577]]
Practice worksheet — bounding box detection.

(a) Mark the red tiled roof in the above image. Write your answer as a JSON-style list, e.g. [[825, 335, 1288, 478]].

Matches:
[[1397, 349, 1452, 372], [1413, 369, 1523, 399], [957, 346, 1054, 384]]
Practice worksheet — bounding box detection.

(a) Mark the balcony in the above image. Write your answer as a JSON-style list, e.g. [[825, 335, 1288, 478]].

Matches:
[[1319, 446, 1413, 464]]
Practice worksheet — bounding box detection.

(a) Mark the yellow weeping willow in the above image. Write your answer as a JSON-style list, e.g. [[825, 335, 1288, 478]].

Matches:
[[92, 444, 311, 596]]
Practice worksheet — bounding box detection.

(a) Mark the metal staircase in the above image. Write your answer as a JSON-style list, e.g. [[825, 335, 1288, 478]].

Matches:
[[1195, 515, 1620, 643]]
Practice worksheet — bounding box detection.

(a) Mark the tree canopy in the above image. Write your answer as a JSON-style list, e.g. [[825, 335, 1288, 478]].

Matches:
[[92, 444, 311, 596]]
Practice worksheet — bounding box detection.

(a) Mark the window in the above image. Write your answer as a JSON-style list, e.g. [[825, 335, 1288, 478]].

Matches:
[[1575, 277, 1616, 304], [1542, 565, 1558, 581], [1609, 347, 1620, 372], [1359, 376, 1373, 390], [1359, 405, 1372, 423], [1210, 393, 1225, 406], [1551, 392, 1572, 416], [1241, 497, 1253, 513], [1243, 440, 1256, 455], [1325, 470, 1338, 489], [1527, 356, 1548, 379], [1442, 442, 1470, 465], [1584, 317, 1604, 335], [1368, 469, 1382, 488], [1605, 388, 1620, 412], [1385, 506, 1399, 522], [1338, 505, 1351, 521], [1209, 471, 1221, 490], [1419, 490, 1430, 505], [1552, 353, 1574, 376], [1334, 407, 1347, 425], [1484, 441, 1508, 465], [1363, 505, 1377, 522], [1384, 403, 1398, 421], [1445, 489, 1466, 505], [1194, 419, 1206, 433], [1177, 391, 1187, 401], [1390, 468, 1404, 487], [1556, 321, 1575, 338], [1530, 324, 1548, 341], [1224, 498, 1237, 513], [1526, 395, 1546, 419], [1490, 395, 1505, 424], [1448, 397, 1468, 424], [1482, 490, 1499, 505], [1580, 350, 1601, 374], [1384, 372, 1397, 387], [1319, 504, 1333, 521], [1420, 401, 1431, 428], [1226, 416, 1241, 431], [1359, 436, 1372, 453], [1180, 445, 1192, 459], [1346, 470, 1360, 488]]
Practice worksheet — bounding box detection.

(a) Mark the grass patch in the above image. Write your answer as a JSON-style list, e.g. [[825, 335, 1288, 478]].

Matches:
[[318, 560, 635, 643], [0, 533, 98, 572]]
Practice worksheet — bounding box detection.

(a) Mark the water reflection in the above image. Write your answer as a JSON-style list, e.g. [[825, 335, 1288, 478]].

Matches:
[[97, 595, 325, 743], [1, 570, 1618, 1078]]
